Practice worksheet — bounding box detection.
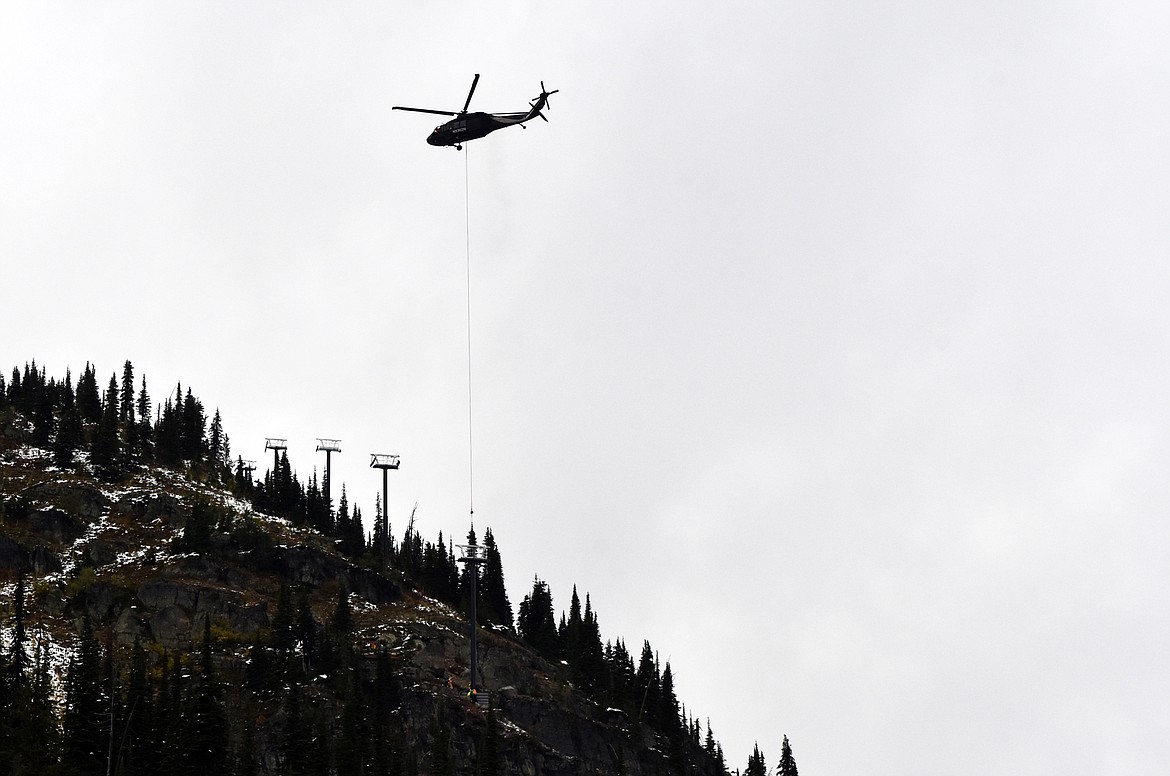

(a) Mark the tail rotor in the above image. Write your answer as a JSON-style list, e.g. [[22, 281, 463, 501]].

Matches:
[[531, 81, 559, 122]]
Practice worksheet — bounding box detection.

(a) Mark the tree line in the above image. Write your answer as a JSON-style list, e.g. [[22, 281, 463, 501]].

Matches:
[[2, 359, 229, 480]]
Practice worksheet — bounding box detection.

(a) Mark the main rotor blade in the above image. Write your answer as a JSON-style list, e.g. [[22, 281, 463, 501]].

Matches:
[[462, 73, 480, 114], [392, 106, 458, 117]]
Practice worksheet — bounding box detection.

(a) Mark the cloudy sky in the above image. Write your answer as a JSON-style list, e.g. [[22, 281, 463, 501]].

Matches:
[[4, 1, 1170, 772]]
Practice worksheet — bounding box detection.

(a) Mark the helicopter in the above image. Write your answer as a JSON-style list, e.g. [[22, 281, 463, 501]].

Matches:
[[393, 74, 558, 149]]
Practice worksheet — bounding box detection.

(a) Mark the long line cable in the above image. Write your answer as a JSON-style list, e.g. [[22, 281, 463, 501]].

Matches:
[[464, 146, 475, 522]]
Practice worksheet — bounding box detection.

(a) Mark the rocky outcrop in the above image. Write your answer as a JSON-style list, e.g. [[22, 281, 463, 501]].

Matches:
[[345, 565, 400, 605], [30, 544, 61, 575], [26, 508, 84, 544], [0, 535, 25, 574], [77, 580, 135, 622], [114, 490, 182, 526], [0, 536, 62, 577], [135, 577, 271, 649], [22, 480, 108, 521]]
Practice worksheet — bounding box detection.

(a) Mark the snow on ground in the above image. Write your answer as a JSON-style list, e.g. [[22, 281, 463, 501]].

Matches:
[[2, 445, 53, 464], [0, 618, 76, 710], [499, 717, 529, 738], [43, 510, 115, 582]]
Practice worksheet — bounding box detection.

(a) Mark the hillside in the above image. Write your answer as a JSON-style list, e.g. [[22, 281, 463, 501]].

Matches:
[[0, 362, 740, 776]]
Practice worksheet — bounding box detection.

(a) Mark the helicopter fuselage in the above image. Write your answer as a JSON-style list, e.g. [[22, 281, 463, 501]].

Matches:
[[427, 112, 508, 147]]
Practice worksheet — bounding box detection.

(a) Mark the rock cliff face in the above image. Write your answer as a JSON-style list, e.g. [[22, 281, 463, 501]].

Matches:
[[0, 447, 728, 775]]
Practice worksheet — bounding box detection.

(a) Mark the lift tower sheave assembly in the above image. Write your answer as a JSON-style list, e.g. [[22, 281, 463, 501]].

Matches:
[[264, 438, 288, 474], [316, 439, 342, 512], [457, 540, 486, 693], [370, 454, 400, 567]]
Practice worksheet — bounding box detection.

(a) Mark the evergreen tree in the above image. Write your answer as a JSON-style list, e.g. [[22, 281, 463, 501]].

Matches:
[[445, 537, 461, 605], [272, 452, 300, 519], [135, 375, 153, 461], [744, 743, 767, 776], [308, 470, 334, 535], [579, 595, 607, 696], [605, 638, 637, 712], [2, 594, 61, 776], [30, 374, 55, 446], [659, 662, 682, 742], [230, 719, 258, 776], [777, 735, 799, 776], [5, 367, 19, 408], [330, 584, 354, 638], [101, 629, 125, 776], [423, 532, 460, 605], [635, 641, 660, 728], [0, 574, 26, 771], [8, 575, 28, 679], [481, 528, 512, 628], [76, 362, 101, 423], [295, 586, 317, 673], [189, 619, 228, 776], [151, 649, 173, 770], [26, 639, 62, 774], [334, 672, 366, 775], [62, 617, 106, 775], [562, 586, 585, 680], [272, 581, 295, 656], [166, 652, 193, 776], [120, 360, 136, 427], [10, 362, 28, 415], [90, 374, 123, 479], [154, 386, 183, 466], [180, 388, 206, 462], [208, 409, 226, 475], [335, 487, 363, 559], [176, 499, 215, 553], [120, 637, 153, 776], [517, 577, 559, 660], [281, 684, 313, 776], [54, 382, 85, 468]]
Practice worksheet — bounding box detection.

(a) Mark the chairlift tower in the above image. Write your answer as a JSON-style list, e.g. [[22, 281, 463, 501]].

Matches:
[[369, 454, 400, 566], [457, 540, 486, 693], [316, 439, 342, 511], [264, 438, 287, 474], [241, 459, 257, 480]]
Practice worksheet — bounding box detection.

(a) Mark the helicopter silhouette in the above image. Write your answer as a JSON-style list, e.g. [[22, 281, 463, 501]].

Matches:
[[393, 74, 558, 149]]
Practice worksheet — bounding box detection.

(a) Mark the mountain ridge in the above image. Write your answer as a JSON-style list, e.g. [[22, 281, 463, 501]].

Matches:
[[0, 360, 764, 775]]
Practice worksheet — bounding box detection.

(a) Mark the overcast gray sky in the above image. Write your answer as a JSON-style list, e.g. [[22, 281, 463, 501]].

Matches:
[[4, 2, 1170, 773]]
